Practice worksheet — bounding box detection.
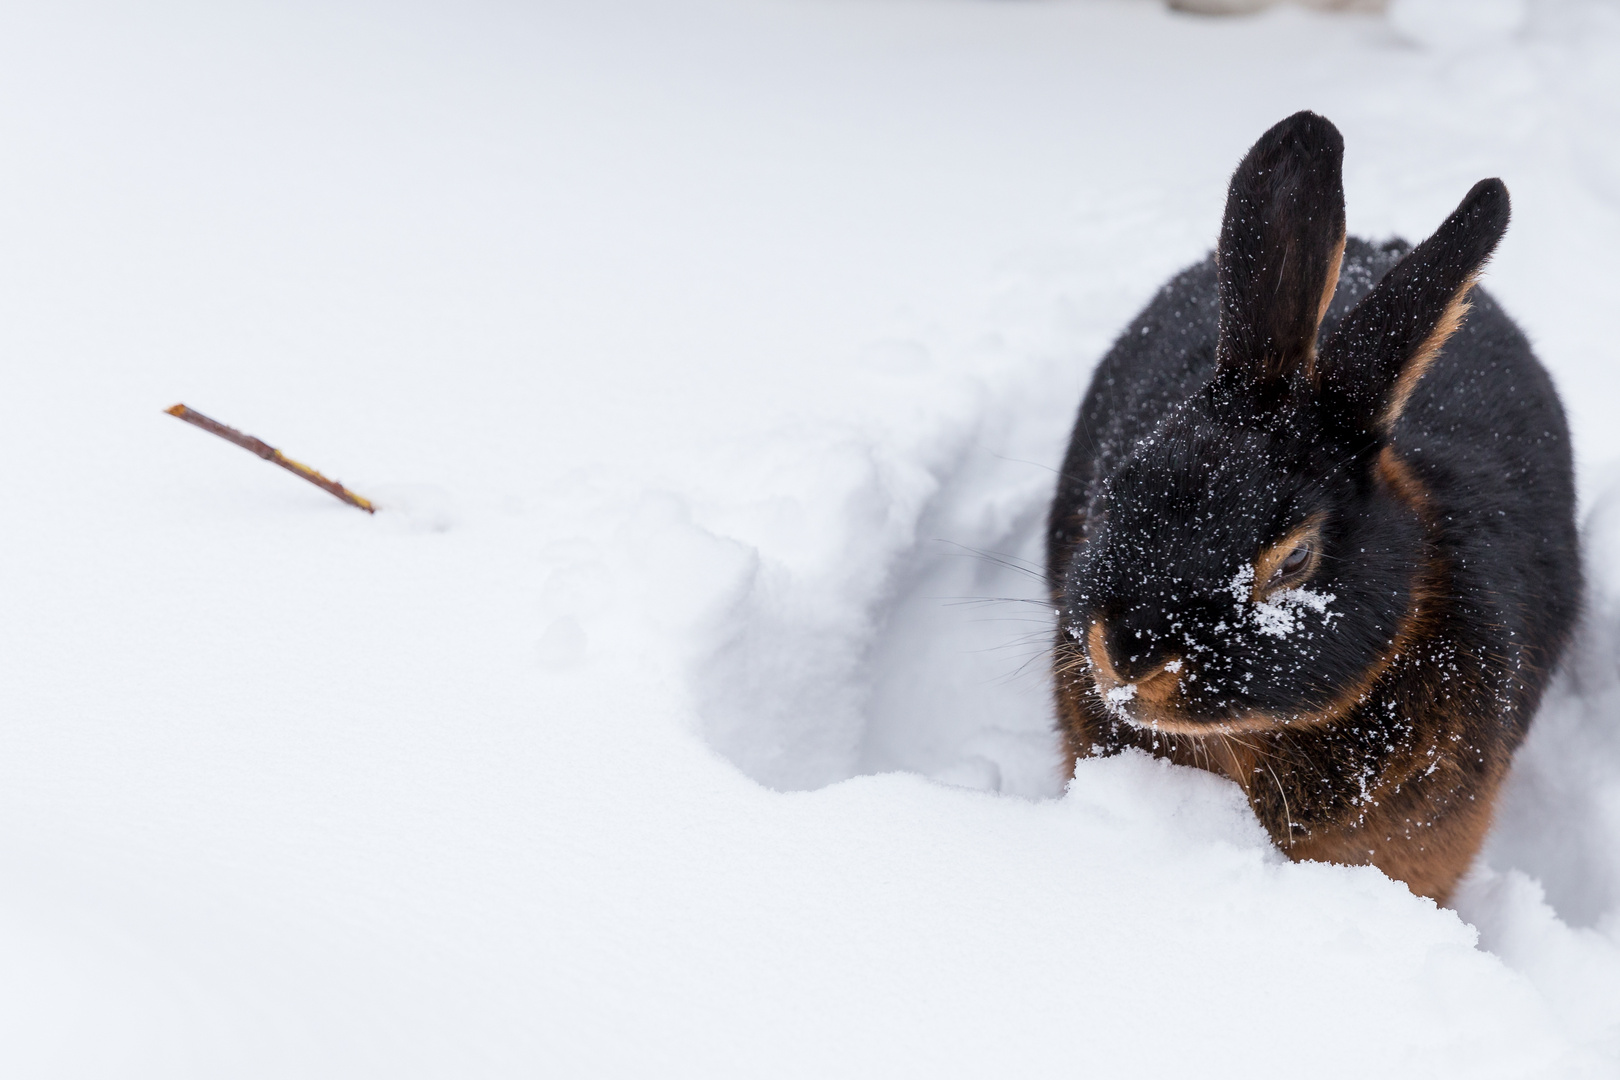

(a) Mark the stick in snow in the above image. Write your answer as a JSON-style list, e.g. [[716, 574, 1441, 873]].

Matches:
[[165, 403, 376, 514]]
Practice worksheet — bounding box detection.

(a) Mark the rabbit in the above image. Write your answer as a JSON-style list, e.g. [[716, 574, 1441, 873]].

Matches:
[[1046, 111, 1579, 903]]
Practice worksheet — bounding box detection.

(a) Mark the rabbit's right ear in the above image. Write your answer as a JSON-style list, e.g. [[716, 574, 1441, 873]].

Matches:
[[1214, 111, 1347, 395], [1316, 179, 1510, 438]]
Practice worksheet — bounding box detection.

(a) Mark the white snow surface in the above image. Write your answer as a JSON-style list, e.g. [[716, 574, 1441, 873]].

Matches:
[[2, 0, 1620, 1074]]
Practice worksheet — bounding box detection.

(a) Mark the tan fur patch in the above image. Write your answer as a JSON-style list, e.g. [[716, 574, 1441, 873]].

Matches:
[[1317, 229, 1347, 328], [1304, 227, 1346, 383], [1378, 277, 1478, 435], [1375, 444, 1429, 510]]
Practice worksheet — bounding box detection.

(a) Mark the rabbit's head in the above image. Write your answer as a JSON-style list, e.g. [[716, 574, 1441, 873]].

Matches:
[[1059, 112, 1510, 735]]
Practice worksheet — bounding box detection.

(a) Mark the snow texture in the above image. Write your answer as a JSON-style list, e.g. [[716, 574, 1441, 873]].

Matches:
[[1253, 583, 1338, 638], [1, 0, 1618, 1075]]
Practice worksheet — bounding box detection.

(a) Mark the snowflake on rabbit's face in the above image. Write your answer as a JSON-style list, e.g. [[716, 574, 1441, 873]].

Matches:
[[1228, 562, 1340, 639]]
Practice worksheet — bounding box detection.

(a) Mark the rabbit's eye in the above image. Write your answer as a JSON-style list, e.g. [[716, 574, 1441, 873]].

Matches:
[[1252, 515, 1326, 600], [1278, 544, 1311, 578]]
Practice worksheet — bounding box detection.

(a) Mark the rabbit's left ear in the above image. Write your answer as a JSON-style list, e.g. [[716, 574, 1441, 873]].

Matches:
[[1317, 179, 1510, 437], [1214, 112, 1347, 392]]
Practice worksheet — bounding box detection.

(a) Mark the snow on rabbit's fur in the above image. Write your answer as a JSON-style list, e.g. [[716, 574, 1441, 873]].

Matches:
[[1228, 561, 1341, 638]]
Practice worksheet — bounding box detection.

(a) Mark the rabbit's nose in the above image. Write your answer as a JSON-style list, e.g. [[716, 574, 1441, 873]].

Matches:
[[1087, 620, 1185, 692], [1102, 614, 1177, 682], [1082, 621, 1185, 712]]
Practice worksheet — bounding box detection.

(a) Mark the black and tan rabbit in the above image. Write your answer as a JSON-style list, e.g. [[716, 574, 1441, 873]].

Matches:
[[1047, 112, 1579, 903]]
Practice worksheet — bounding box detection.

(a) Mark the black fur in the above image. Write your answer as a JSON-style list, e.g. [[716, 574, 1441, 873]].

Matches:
[[1317, 178, 1509, 433], [1215, 110, 1345, 389], [1046, 112, 1579, 901]]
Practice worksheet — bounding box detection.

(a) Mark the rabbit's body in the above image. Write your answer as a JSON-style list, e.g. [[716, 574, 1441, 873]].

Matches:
[[1047, 116, 1578, 902]]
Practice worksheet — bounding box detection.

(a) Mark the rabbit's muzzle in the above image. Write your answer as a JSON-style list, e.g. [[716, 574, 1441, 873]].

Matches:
[[1085, 619, 1275, 736]]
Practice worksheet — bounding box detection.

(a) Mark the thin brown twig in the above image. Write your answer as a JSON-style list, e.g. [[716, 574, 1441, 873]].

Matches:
[[165, 403, 376, 514]]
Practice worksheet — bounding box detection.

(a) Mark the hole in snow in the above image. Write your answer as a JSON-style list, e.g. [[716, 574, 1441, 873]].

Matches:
[[692, 363, 1075, 797]]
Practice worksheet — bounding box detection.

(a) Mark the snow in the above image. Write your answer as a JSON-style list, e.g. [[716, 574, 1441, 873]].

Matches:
[[1390, 0, 1531, 48], [1225, 560, 1338, 637], [1252, 584, 1338, 638], [1, 0, 1618, 1074]]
